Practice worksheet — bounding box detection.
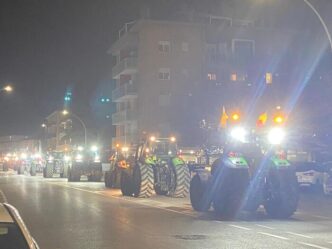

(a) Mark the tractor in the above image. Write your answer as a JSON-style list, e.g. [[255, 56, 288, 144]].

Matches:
[[190, 110, 299, 219], [107, 136, 190, 198], [67, 146, 103, 182], [43, 152, 69, 178]]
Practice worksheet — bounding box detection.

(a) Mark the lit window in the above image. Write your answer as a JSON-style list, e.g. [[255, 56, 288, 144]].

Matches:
[[230, 73, 237, 82], [207, 73, 217, 81], [158, 68, 170, 80], [158, 41, 170, 53]]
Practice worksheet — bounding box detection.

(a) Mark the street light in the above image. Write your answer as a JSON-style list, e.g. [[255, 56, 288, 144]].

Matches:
[[62, 109, 87, 147], [41, 123, 47, 128], [1, 85, 13, 93], [303, 0, 332, 52], [262, 0, 332, 51]]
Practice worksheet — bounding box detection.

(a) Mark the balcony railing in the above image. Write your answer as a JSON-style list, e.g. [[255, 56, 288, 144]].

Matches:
[[112, 83, 137, 102], [112, 57, 138, 79], [112, 109, 137, 125]]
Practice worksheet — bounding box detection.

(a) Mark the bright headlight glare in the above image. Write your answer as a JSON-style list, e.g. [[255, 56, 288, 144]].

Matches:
[[268, 128, 285, 145], [75, 154, 83, 161], [230, 127, 247, 143]]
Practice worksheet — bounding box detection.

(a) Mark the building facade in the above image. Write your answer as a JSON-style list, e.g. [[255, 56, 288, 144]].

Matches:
[[109, 14, 303, 147]]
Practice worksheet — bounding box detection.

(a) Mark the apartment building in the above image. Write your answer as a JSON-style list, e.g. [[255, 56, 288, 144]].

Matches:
[[109, 14, 301, 147]]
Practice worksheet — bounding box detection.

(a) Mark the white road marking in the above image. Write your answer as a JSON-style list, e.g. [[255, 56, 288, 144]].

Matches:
[[258, 232, 289, 240], [286, 232, 313, 239], [298, 242, 330, 249], [311, 215, 331, 220], [229, 224, 251, 231], [255, 224, 275, 230], [47, 182, 196, 217]]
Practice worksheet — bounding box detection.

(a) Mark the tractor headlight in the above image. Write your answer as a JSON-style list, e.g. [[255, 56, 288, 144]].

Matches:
[[94, 155, 100, 163], [267, 128, 286, 145], [230, 127, 247, 143], [75, 154, 83, 162], [64, 156, 71, 162]]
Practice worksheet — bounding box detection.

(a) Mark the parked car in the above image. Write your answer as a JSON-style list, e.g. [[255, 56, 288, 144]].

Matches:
[[295, 162, 325, 189], [0, 203, 39, 249], [323, 162, 332, 195]]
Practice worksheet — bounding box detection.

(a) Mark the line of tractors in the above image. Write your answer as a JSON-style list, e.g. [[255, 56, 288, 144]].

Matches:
[[1, 109, 300, 219]]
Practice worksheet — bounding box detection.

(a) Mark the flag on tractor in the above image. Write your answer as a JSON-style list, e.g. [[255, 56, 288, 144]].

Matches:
[[257, 112, 268, 127], [220, 106, 228, 128]]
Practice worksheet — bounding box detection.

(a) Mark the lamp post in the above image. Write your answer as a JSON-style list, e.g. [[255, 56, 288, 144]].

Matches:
[[303, 0, 332, 52], [62, 110, 87, 147]]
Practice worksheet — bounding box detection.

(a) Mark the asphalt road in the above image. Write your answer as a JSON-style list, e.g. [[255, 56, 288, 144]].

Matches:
[[1, 173, 332, 249]]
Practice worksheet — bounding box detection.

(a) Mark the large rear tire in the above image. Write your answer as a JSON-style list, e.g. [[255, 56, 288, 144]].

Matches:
[[30, 164, 37, 176], [43, 163, 53, 178], [105, 171, 117, 188], [264, 168, 299, 219], [90, 172, 102, 182], [133, 163, 154, 198], [17, 165, 24, 175], [68, 168, 81, 182], [190, 174, 211, 211], [120, 171, 134, 196], [168, 164, 190, 198], [60, 163, 69, 178], [212, 160, 250, 219]]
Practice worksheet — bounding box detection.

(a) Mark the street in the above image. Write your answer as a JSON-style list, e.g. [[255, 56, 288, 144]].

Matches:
[[1, 173, 332, 249]]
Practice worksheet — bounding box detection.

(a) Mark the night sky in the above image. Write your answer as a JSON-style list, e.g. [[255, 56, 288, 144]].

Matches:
[[0, 0, 331, 137]]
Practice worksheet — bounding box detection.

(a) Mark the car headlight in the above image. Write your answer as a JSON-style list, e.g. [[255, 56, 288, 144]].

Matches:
[[268, 128, 285, 145], [230, 127, 247, 143]]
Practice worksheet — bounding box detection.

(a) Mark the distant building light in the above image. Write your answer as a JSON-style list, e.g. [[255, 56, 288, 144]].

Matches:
[[207, 73, 217, 81], [266, 72, 273, 84], [230, 73, 237, 82]]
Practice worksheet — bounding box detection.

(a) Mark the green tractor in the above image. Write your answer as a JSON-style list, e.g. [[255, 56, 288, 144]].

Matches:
[[67, 146, 103, 182], [111, 136, 190, 198], [190, 112, 299, 219], [43, 152, 69, 178]]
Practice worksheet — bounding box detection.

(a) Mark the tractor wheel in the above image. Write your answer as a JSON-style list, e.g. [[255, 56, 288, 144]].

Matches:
[[190, 174, 211, 212], [212, 162, 250, 219], [17, 166, 23, 175], [105, 171, 117, 188], [154, 185, 168, 195], [120, 171, 134, 196], [30, 164, 37, 176], [264, 168, 299, 219], [132, 163, 154, 198], [43, 163, 53, 178], [3, 163, 8, 172], [60, 163, 69, 178], [90, 172, 102, 182], [68, 168, 81, 182], [168, 164, 190, 198]]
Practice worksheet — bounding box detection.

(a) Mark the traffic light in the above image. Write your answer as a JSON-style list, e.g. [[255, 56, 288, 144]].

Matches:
[[100, 97, 111, 103], [64, 91, 72, 102]]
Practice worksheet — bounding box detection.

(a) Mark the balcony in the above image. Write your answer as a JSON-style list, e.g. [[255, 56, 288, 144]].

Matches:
[[112, 134, 138, 147], [112, 57, 138, 79], [112, 82, 137, 102], [112, 109, 137, 125]]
